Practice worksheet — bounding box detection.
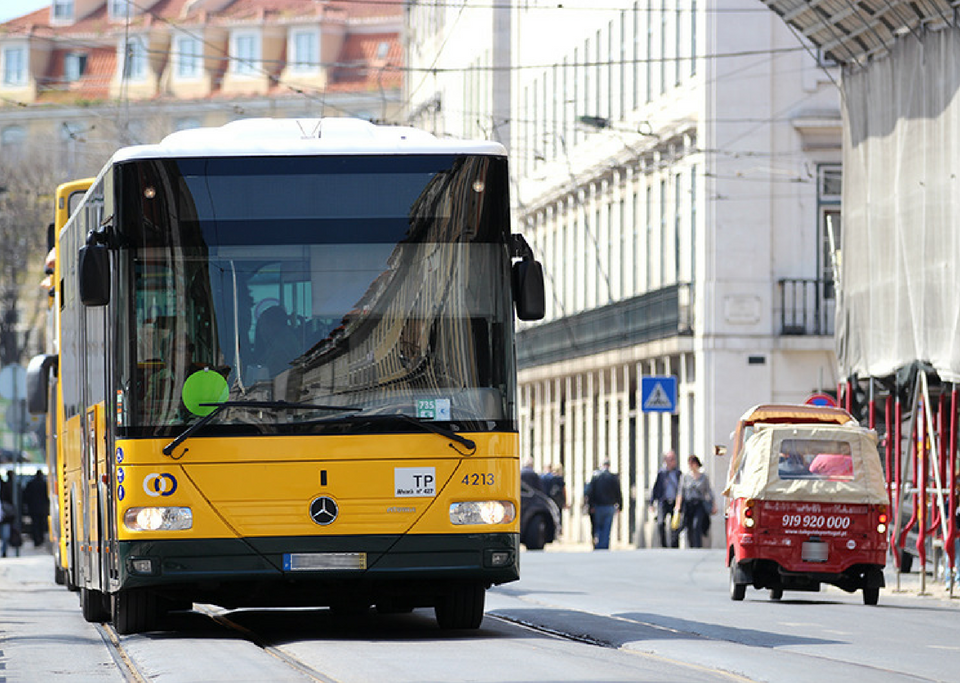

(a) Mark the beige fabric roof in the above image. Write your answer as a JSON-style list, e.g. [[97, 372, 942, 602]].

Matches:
[[723, 422, 887, 504]]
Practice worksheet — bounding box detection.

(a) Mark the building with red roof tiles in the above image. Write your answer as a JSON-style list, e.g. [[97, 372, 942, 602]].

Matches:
[[0, 1, 402, 175]]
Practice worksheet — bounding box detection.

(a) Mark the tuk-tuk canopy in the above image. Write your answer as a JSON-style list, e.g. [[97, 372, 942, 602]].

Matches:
[[734, 403, 855, 427], [723, 422, 887, 504]]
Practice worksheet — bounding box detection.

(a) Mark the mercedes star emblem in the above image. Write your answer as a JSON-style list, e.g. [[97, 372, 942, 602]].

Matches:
[[309, 496, 339, 525]]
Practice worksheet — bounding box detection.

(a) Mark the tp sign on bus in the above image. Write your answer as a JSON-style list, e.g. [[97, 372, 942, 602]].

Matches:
[[395, 467, 436, 497]]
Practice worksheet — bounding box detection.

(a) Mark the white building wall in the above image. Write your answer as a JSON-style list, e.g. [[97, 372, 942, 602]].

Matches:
[[404, 0, 842, 549]]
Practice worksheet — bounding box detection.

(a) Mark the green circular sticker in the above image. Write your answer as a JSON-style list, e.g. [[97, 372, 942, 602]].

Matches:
[[182, 369, 229, 416]]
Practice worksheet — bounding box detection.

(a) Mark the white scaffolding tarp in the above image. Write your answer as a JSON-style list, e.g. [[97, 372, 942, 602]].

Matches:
[[838, 26, 960, 383]]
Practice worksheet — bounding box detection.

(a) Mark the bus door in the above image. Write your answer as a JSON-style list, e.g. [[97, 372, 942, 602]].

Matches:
[[80, 302, 110, 592]]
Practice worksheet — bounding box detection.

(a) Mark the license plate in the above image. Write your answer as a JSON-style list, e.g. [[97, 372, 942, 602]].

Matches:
[[283, 552, 367, 571], [801, 541, 829, 563]]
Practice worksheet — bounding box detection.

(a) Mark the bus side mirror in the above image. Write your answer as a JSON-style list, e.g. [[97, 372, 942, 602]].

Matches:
[[512, 258, 545, 321], [26, 354, 57, 415], [79, 243, 110, 306]]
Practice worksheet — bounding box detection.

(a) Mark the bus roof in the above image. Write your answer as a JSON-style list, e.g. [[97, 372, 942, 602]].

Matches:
[[110, 118, 507, 164]]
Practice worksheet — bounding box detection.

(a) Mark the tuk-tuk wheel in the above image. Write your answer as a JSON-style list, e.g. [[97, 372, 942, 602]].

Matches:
[[862, 587, 879, 605], [729, 565, 746, 601], [769, 588, 783, 600]]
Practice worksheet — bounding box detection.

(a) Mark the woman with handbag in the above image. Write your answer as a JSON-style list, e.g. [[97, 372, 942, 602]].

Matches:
[[674, 455, 717, 548]]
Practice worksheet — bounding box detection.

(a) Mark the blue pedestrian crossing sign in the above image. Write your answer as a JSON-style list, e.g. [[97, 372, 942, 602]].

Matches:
[[641, 376, 677, 413]]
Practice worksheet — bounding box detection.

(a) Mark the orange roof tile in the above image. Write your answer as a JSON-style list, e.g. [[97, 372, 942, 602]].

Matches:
[[1, 1, 402, 102], [328, 32, 401, 92], [328, 0, 403, 19], [36, 46, 115, 102]]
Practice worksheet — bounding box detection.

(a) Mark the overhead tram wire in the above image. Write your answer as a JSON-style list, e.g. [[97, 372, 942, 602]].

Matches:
[[19, 23, 809, 76], [324, 0, 770, 13], [401, 0, 471, 123]]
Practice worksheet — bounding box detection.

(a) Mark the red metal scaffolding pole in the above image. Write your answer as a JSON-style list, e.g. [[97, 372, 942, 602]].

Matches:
[[948, 385, 958, 595]]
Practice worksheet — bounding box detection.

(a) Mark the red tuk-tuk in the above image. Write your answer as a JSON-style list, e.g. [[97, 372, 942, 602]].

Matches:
[[719, 404, 888, 604]]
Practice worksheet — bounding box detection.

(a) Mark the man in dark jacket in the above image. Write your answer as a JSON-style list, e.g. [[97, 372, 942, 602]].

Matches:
[[650, 450, 681, 547], [585, 460, 622, 549]]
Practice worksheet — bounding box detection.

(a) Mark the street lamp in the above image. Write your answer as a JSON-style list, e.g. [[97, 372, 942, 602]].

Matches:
[[577, 115, 659, 139]]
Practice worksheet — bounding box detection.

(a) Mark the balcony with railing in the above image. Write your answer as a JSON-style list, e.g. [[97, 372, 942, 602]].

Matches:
[[515, 280, 831, 370], [778, 278, 834, 336], [516, 283, 693, 369]]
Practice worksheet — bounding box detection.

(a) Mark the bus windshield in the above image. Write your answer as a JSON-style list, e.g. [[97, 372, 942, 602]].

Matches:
[[115, 154, 516, 436]]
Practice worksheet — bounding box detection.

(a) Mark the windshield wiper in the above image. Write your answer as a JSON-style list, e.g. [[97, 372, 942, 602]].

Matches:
[[354, 412, 476, 453], [282, 410, 476, 453], [162, 401, 360, 457]]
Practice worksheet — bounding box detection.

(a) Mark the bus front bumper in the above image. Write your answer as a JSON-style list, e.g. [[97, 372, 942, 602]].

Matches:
[[117, 532, 519, 604]]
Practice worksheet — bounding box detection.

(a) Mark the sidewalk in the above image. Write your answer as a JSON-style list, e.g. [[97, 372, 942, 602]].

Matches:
[[886, 565, 960, 602], [0, 538, 53, 560]]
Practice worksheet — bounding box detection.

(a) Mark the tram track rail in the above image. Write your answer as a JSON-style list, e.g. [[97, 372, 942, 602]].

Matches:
[[95, 606, 343, 683], [192, 605, 341, 683], [95, 624, 150, 683], [489, 605, 941, 683], [487, 613, 757, 683]]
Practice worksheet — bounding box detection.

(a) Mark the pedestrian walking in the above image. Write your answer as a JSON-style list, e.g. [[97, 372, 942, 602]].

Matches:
[[23, 470, 49, 547], [650, 450, 681, 547], [540, 463, 567, 534], [674, 455, 717, 548], [521, 457, 542, 491], [1, 469, 22, 558], [584, 460, 622, 550], [540, 463, 567, 511]]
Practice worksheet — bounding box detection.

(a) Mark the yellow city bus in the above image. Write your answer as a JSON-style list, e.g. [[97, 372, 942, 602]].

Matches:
[[29, 177, 95, 587], [28, 118, 544, 634]]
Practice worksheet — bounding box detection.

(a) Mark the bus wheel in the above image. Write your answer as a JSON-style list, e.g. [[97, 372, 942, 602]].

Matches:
[[54, 563, 66, 586], [112, 588, 159, 635], [80, 587, 109, 622], [729, 565, 746, 601], [769, 587, 783, 600], [862, 587, 879, 605], [435, 583, 485, 630]]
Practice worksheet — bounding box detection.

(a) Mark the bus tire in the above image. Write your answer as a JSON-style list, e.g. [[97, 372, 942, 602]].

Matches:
[[435, 582, 485, 630], [862, 587, 879, 605], [81, 587, 109, 623], [54, 563, 66, 586], [112, 588, 159, 635]]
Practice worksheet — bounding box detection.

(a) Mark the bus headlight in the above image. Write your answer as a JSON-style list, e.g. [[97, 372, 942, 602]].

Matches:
[[449, 501, 516, 525], [123, 507, 193, 531]]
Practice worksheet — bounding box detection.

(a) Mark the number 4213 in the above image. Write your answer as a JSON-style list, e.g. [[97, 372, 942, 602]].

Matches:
[[461, 473, 495, 485]]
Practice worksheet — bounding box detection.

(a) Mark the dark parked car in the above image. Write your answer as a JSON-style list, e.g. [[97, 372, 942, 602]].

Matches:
[[520, 480, 560, 550]]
